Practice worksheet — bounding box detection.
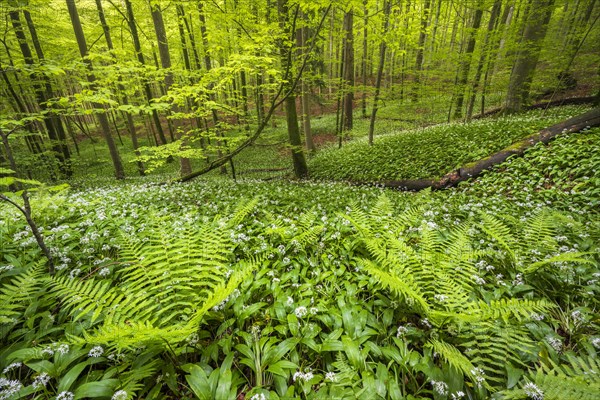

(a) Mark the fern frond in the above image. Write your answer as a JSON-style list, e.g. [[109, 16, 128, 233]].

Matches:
[[358, 258, 429, 313], [0, 262, 47, 323]]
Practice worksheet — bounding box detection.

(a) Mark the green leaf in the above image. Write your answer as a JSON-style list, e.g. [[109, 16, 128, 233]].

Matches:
[[73, 379, 119, 399]]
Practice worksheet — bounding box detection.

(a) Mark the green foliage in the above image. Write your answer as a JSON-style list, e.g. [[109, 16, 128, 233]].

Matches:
[[309, 106, 590, 181], [1, 124, 599, 398]]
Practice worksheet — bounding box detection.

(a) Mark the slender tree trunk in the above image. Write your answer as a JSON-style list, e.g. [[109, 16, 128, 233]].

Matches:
[[198, 0, 227, 174], [467, 0, 502, 120], [412, 0, 432, 101], [95, 0, 145, 176], [342, 10, 354, 131], [453, 3, 484, 119], [278, 0, 309, 178], [149, 2, 192, 176], [504, 0, 556, 113], [66, 0, 124, 179], [123, 0, 168, 146], [361, 0, 369, 119], [368, 0, 391, 146], [10, 10, 72, 178]]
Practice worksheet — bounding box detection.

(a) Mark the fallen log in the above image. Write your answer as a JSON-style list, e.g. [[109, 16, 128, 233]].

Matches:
[[378, 107, 600, 191]]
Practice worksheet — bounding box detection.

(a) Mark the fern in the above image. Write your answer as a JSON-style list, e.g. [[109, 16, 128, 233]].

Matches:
[[52, 202, 260, 350], [346, 195, 565, 391], [0, 262, 47, 325], [499, 351, 600, 400]]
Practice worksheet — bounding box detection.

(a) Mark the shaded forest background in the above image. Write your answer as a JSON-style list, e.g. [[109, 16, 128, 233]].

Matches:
[[1, 0, 599, 182]]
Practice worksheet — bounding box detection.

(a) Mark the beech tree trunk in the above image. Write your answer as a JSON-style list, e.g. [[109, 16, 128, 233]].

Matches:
[[123, 0, 168, 146], [278, 0, 308, 178], [95, 0, 145, 176], [150, 2, 192, 176], [66, 0, 124, 180], [10, 10, 72, 178], [412, 0, 432, 101], [504, 0, 556, 113], [368, 0, 391, 146], [453, 3, 483, 119], [342, 10, 355, 132]]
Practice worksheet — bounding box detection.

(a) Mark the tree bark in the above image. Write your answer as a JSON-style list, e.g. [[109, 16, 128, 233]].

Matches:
[[342, 10, 355, 131], [95, 0, 145, 176], [466, 0, 502, 120], [412, 0, 432, 101], [368, 0, 391, 146], [149, 2, 192, 176], [504, 0, 556, 113], [122, 0, 168, 146], [10, 10, 71, 178], [66, 0, 124, 180], [453, 3, 484, 119], [278, 0, 309, 178]]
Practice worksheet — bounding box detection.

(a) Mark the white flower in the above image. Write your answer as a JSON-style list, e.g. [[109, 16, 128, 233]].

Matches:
[[2, 362, 22, 374], [249, 394, 267, 400], [286, 296, 294, 306], [430, 380, 448, 395], [591, 337, 600, 349], [396, 325, 408, 337], [88, 346, 104, 358], [294, 306, 307, 318], [434, 294, 447, 303], [546, 335, 562, 352], [0, 379, 23, 399], [42, 347, 55, 357], [471, 367, 486, 388], [111, 390, 128, 400], [56, 391, 75, 400], [309, 307, 318, 315], [293, 370, 314, 382], [57, 344, 70, 355], [451, 391, 465, 399], [325, 371, 337, 382], [523, 382, 544, 400], [98, 267, 110, 277], [69, 268, 81, 279], [31, 372, 50, 389]]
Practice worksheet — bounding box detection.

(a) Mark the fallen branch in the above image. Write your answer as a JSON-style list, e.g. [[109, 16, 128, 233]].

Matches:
[[377, 107, 600, 191]]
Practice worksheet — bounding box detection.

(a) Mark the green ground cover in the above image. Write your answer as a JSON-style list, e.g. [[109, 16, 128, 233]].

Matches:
[[308, 106, 591, 181], [1, 112, 599, 400]]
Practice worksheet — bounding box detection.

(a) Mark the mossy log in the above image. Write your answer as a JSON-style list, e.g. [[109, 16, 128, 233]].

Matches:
[[379, 107, 600, 191]]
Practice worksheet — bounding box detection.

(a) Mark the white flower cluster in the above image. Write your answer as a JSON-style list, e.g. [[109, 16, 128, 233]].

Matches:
[[294, 306, 307, 318], [545, 335, 563, 352], [325, 371, 337, 382], [56, 391, 74, 400], [471, 367, 486, 388], [293, 369, 314, 382], [523, 382, 544, 400], [396, 325, 408, 337], [249, 393, 267, 400], [430, 380, 448, 395], [450, 391, 465, 399], [32, 373, 50, 389], [111, 390, 128, 400], [0, 378, 23, 399], [591, 337, 600, 349], [2, 362, 22, 374], [88, 346, 104, 358]]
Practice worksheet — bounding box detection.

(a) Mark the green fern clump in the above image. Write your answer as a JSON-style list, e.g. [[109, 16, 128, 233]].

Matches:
[[345, 195, 596, 395], [47, 200, 261, 351]]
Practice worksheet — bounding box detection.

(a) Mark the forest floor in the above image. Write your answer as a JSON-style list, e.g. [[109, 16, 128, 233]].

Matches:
[[1, 102, 599, 399]]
